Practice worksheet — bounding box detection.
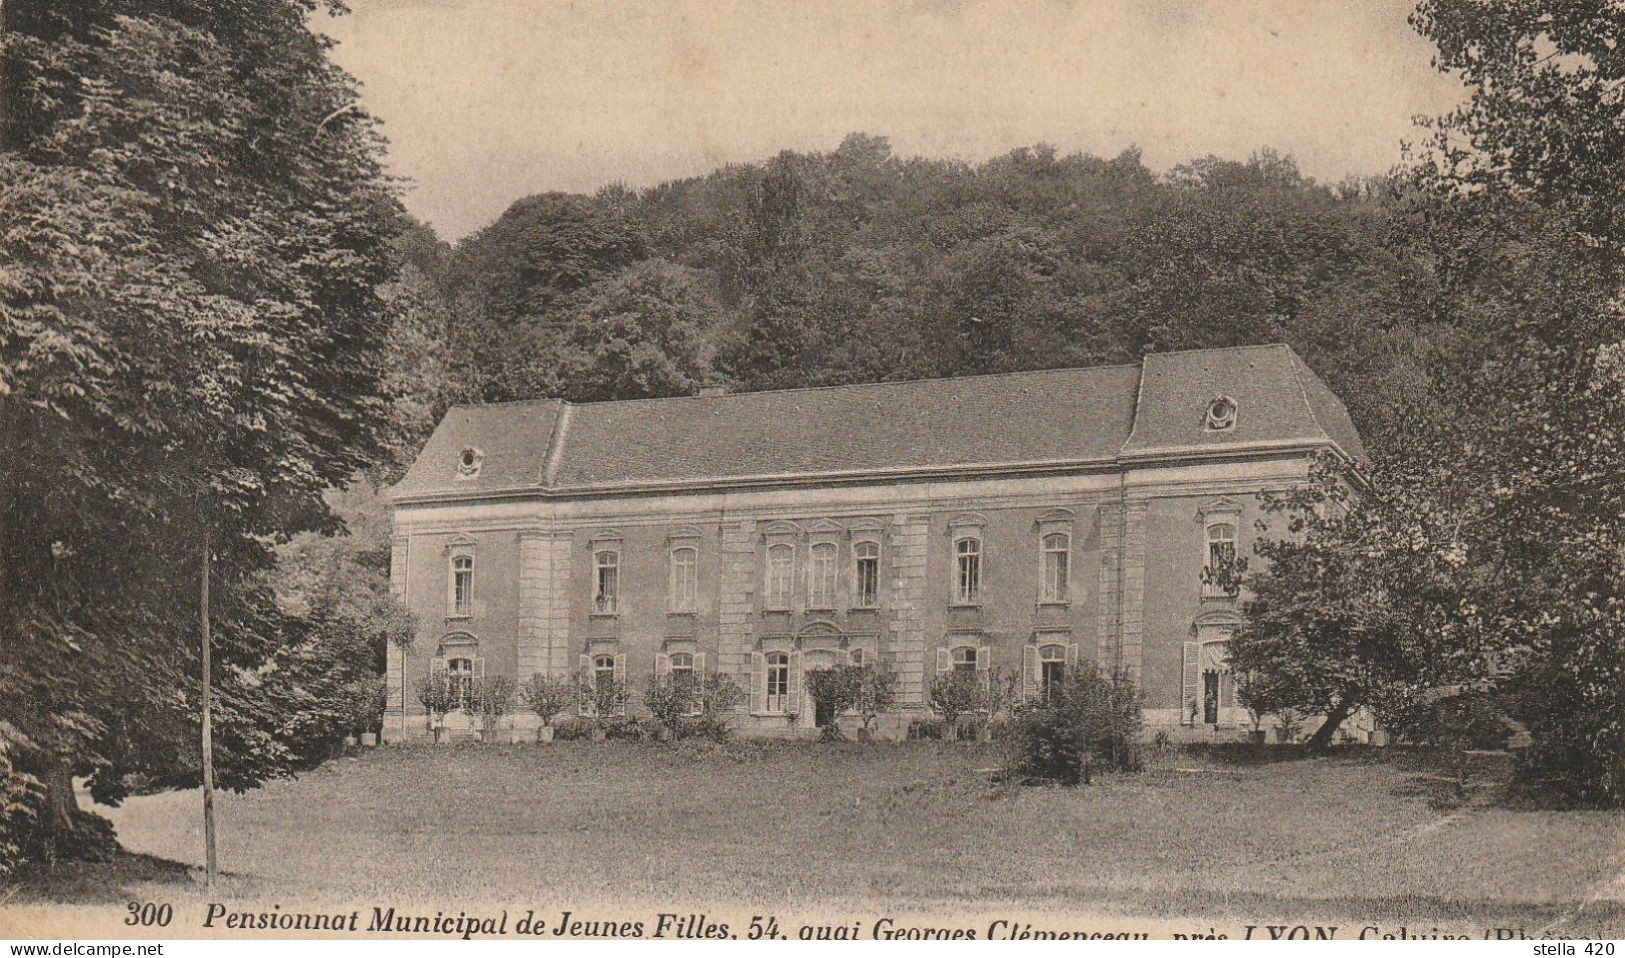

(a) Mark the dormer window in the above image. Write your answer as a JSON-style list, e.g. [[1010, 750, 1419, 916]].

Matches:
[[456, 446, 484, 479], [1205, 396, 1237, 431]]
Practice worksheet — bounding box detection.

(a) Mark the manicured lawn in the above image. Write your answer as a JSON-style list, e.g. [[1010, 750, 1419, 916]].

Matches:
[[10, 741, 1624, 937]]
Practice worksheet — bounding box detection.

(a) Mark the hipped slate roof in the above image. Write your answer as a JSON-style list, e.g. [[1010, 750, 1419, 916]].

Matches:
[[391, 344, 1365, 503]]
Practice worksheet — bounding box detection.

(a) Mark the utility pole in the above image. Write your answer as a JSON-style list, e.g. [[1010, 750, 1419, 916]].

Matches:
[[200, 532, 217, 888]]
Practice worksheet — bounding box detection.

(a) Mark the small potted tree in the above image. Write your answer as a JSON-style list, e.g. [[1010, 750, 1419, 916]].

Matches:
[[852, 663, 897, 742], [642, 673, 695, 742], [692, 672, 745, 739], [805, 666, 861, 741], [972, 668, 1017, 743], [520, 673, 572, 743], [578, 670, 630, 741], [347, 674, 387, 747], [413, 671, 455, 744], [928, 670, 981, 742], [468, 675, 516, 743]]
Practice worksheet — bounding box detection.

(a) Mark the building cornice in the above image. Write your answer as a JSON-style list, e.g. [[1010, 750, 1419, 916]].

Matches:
[[388, 441, 1348, 510]]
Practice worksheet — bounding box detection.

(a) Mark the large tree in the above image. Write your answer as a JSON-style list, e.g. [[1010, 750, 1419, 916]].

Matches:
[[0, 0, 404, 865], [1403, 0, 1625, 804]]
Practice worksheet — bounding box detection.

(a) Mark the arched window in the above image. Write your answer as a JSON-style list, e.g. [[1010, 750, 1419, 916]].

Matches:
[[951, 646, 978, 674], [668, 546, 697, 612], [765, 543, 794, 610], [954, 537, 982, 605], [849, 648, 865, 668], [593, 653, 616, 690], [853, 540, 880, 608], [1040, 532, 1070, 603], [594, 550, 619, 614], [449, 554, 474, 617], [764, 651, 790, 713], [447, 656, 475, 708], [1039, 644, 1067, 700], [808, 541, 837, 608]]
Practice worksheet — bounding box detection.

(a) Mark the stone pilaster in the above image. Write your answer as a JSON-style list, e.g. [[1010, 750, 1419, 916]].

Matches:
[[1119, 501, 1148, 680], [385, 535, 410, 736], [888, 513, 930, 705], [1096, 503, 1123, 671], [517, 530, 574, 681], [716, 519, 758, 682]]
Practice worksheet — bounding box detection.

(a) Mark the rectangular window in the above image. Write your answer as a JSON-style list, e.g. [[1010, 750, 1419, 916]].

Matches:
[[450, 555, 473, 617], [766, 543, 794, 610], [853, 541, 879, 608], [808, 542, 837, 608], [1041, 532, 1069, 603], [1204, 521, 1239, 597], [954, 537, 981, 605], [594, 550, 619, 614], [765, 652, 790, 713], [669, 546, 697, 612]]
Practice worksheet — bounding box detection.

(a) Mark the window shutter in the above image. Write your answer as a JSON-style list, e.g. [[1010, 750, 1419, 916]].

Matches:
[[655, 653, 671, 678], [431, 657, 448, 677], [694, 652, 707, 674], [750, 652, 765, 715], [787, 650, 802, 715], [1065, 643, 1079, 675], [578, 654, 593, 716], [613, 653, 628, 716], [1022, 643, 1038, 701], [977, 645, 991, 688], [1183, 642, 1200, 726], [474, 657, 486, 681], [935, 647, 950, 675]]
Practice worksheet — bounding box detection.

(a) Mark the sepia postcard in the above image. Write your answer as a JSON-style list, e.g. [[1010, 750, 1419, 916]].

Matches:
[[2, 0, 1623, 946]]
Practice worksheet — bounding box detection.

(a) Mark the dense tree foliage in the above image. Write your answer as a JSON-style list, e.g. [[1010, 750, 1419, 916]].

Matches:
[[1237, 1, 1625, 804], [0, 0, 407, 870], [428, 135, 1438, 455]]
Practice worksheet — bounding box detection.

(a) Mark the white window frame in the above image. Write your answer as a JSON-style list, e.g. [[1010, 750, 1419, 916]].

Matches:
[[1038, 643, 1067, 699], [448, 552, 474, 618], [593, 548, 620, 615], [807, 541, 838, 609], [765, 543, 795, 611], [446, 655, 475, 709], [668, 545, 698, 613], [852, 539, 880, 609], [764, 651, 791, 714], [953, 536, 982, 606], [1040, 531, 1070, 604]]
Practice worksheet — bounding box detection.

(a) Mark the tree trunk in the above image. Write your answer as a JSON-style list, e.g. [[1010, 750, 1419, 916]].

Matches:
[[39, 754, 78, 832], [1306, 699, 1355, 751], [200, 533, 217, 886]]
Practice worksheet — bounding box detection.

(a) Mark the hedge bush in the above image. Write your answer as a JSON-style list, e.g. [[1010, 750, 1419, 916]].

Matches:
[[1006, 667, 1144, 784]]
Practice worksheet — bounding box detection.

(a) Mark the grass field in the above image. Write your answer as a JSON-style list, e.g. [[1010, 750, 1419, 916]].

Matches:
[[9, 740, 1624, 937]]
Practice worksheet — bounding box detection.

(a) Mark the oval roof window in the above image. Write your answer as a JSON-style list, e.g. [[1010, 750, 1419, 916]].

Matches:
[[1205, 395, 1237, 431]]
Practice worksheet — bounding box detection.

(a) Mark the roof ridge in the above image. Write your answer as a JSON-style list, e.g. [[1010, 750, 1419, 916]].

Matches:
[[1134, 342, 1292, 360], [1286, 350, 1333, 445], [553, 361, 1145, 410]]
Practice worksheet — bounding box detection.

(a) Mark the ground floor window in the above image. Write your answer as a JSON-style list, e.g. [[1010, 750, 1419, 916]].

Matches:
[[765, 652, 790, 713], [1039, 644, 1066, 700], [447, 657, 475, 709]]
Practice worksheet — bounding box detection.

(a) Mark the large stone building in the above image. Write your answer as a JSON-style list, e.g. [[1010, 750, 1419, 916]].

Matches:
[[382, 343, 1364, 741]]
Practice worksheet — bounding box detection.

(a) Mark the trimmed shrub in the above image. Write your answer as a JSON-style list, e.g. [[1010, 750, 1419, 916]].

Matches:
[[520, 673, 574, 729], [1007, 667, 1144, 784]]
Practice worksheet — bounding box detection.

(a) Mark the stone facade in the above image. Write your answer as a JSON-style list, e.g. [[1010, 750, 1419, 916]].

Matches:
[[382, 345, 1366, 743]]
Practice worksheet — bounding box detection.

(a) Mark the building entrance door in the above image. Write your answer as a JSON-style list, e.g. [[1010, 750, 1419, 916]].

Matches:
[[1203, 670, 1220, 725], [815, 697, 836, 728]]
